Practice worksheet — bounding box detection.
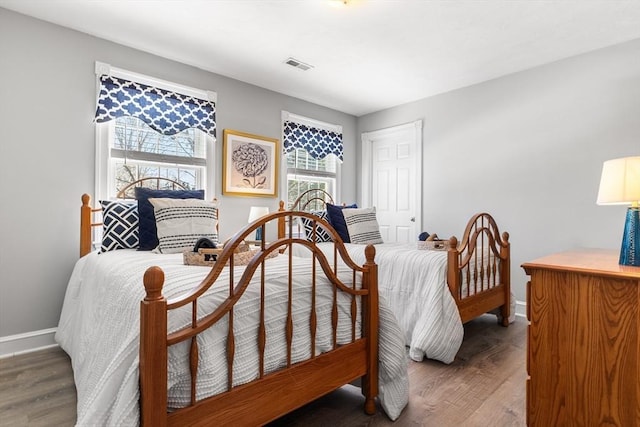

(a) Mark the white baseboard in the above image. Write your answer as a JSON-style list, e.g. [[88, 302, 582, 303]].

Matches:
[[515, 299, 527, 319], [0, 328, 58, 359]]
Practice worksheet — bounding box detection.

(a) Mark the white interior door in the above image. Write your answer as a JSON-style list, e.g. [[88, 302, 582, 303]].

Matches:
[[362, 121, 422, 243]]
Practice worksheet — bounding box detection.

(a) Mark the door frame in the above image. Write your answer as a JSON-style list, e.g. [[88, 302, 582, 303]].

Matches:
[[361, 120, 423, 236]]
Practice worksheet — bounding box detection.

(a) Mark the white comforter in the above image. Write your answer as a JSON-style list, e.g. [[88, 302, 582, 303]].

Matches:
[[292, 242, 463, 363], [55, 250, 409, 426]]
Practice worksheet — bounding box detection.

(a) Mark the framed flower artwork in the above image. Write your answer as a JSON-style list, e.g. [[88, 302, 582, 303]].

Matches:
[[222, 129, 279, 197]]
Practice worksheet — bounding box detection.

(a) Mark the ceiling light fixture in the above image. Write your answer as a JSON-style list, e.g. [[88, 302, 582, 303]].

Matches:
[[329, 0, 349, 7]]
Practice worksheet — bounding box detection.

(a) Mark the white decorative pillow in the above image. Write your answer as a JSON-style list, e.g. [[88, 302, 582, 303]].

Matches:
[[342, 207, 383, 245], [99, 200, 139, 253], [149, 198, 218, 254], [298, 210, 333, 243]]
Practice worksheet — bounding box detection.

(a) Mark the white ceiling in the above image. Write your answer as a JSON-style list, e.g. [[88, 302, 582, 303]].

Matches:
[[2, 0, 640, 116]]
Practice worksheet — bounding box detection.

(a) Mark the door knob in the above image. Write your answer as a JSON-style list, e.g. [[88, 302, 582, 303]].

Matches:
[[410, 217, 416, 222]]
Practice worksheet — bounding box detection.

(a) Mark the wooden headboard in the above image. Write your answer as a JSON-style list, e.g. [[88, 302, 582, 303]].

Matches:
[[80, 178, 212, 257], [115, 177, 189, 199], [288, 188, 334, 211], [277, 189, 335, 239]]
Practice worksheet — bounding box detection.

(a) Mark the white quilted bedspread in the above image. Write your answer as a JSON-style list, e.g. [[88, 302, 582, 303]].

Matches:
[[55, 250, 409, 426], [292, 243, 464, 363]]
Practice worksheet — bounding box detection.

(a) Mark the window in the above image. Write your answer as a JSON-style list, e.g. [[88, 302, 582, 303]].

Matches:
[[282, 112, 343, 208], [110, 116, 206, 194], [94, 62, 216, 199], [286, 148, 338, 209]]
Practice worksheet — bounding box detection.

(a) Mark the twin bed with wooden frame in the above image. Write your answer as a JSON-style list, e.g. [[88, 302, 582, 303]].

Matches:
[[60, 181, 511, 425], [277, 189, 512, 363], [58, 180, 409, 426]]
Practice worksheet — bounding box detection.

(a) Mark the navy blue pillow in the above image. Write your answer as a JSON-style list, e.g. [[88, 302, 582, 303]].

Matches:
[[325, 203, 357, 243], [135, 187, 205, 250], [419, 231, 430, 241]]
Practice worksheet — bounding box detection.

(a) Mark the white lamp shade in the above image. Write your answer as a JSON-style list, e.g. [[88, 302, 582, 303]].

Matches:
[[596, 156, 640, 205], [248, 206, 270, 223]]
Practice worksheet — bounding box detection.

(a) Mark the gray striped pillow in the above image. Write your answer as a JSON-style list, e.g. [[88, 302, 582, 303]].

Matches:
[[342, 207, 383, 245], [149, 198, 218, 253]]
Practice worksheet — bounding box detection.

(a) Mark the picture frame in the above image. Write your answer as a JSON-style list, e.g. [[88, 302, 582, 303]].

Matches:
[[223, 129, 279, 197]]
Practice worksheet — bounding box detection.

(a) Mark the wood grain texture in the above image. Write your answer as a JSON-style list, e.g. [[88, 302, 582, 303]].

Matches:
[[139, 266, 168, 427], [523, 250, 640, 427], [0, 315, 526, 427], [0, 348, 77, 426]]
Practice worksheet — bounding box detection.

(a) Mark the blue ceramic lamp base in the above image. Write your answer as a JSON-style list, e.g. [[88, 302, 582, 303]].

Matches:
[[619, 206, 640, 266]]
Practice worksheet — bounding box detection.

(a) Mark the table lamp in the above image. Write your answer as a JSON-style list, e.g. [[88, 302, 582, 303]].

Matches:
[[596, 156, 640, 266], [248, 206, 270, 241]]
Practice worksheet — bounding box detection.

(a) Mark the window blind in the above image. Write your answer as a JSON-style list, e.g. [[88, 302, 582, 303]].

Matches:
[[283, 119, 343, 162], [95, 75, 216, 137]]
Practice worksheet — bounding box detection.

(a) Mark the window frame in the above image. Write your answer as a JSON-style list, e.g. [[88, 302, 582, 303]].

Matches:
[[281, 111, 342, 207], [94, 61, 216, 201]]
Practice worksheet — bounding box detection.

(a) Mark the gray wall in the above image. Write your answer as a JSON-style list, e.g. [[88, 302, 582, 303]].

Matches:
[[0, 8, 357, 342], [358, 38, 640, 303]]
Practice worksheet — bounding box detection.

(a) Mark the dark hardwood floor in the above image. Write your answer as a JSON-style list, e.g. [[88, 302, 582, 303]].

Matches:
[[0, 315, 526, 426]]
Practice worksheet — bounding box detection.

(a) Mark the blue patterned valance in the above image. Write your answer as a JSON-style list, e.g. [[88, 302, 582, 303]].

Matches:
[[95, 75, 216, 137], [283, 120, 343, 161]]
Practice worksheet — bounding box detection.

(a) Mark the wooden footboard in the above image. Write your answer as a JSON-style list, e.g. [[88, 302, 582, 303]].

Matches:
[[447, 213, 510, 325], [139, 211, 379, 426]]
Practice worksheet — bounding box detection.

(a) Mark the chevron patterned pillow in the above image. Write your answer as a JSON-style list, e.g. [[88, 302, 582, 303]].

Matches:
[[100, 200, 139, 253]]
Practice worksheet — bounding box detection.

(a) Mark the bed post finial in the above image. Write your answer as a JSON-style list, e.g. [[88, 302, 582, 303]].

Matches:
[[143, 266, 165, 300], [364, 244, 376, 264]]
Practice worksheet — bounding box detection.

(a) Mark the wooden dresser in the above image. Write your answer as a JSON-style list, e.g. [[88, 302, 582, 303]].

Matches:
[[522, 249, 639, 426]]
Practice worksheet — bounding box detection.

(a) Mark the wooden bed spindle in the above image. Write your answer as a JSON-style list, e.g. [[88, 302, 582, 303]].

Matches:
[[310, 251, 317, 358], [227, 261, 235, 391], [351, 270, 357, 342], [331, 286, 339, 350], [258, 262, 266, 377], [189, 301, 199, 406], [286, 252, 294, 367]]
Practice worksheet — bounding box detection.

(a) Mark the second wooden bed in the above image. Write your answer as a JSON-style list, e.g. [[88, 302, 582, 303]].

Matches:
[[277, 190, 511, 362]]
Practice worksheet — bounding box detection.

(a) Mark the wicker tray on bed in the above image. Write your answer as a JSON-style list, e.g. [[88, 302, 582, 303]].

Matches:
[[183, 244, 277, 266], [416, 239, 450, 251]]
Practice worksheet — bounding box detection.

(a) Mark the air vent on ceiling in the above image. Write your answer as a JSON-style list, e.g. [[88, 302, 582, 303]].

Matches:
[[284, 57, 313, 71]]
